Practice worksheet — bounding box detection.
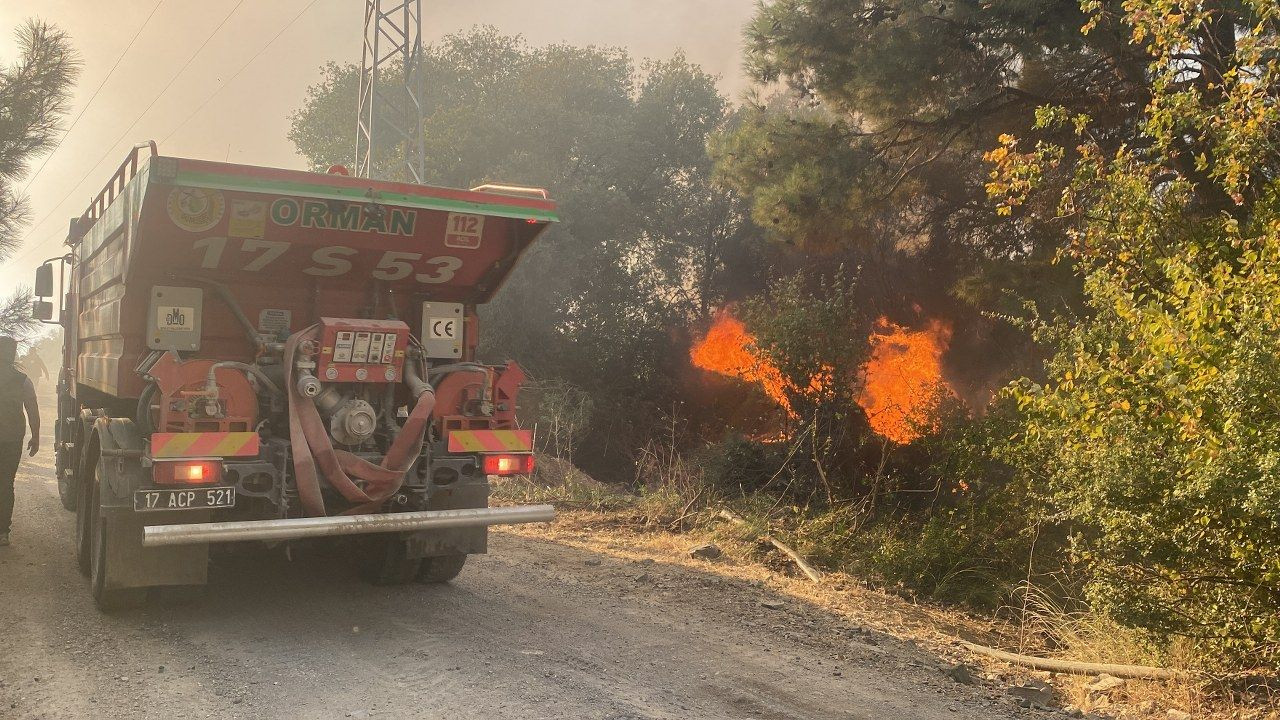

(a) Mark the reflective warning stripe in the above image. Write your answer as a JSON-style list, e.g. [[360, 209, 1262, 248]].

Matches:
[[447, 429, 532, 453], [151, 432, 260, 458]]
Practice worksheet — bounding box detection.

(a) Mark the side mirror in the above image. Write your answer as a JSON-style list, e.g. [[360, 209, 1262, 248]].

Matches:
[[34, 263, 53, 297], [31, 300, 53, 322]]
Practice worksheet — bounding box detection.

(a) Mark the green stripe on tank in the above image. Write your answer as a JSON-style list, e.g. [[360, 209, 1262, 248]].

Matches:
[[170, 170, 560, 223]]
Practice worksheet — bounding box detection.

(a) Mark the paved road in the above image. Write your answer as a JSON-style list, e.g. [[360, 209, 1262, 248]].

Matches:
[[0, 424, 1045, 719]]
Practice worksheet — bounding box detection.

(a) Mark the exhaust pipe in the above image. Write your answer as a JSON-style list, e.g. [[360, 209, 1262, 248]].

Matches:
[[142, 504, 556, 548]]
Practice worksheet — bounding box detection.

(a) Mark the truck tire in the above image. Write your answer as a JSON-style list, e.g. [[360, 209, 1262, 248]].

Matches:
[[359, 536, 422, 586], [88, 462, 146, 612], [55, 424, 77, 512], [416, 554, 467, 584], [74, 465, 94, 577], [54, 391, 80, 511], [57, 472, 78, 511]]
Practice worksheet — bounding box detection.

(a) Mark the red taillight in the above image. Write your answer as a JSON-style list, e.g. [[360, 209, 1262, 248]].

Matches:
[[153, 460, 222, 486], [481, 453, 535, 476]]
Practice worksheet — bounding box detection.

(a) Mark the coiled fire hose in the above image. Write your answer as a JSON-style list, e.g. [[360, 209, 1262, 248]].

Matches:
[[284, 325, 436, 517]]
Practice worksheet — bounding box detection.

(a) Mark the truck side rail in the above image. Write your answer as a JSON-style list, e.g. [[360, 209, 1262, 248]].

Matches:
[[469, 183, 550, 200], [71, 141, 157, 243]]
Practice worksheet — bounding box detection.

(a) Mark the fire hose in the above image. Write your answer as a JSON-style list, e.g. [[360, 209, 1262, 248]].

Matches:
[[284, 326, 436, 517]]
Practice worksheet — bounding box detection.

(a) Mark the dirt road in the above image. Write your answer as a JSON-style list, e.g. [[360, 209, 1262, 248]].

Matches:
[[0, 432, 1052, 719]]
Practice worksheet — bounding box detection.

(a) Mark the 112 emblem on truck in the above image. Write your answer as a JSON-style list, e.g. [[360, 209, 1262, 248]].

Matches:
[[32, 144, 556, 610]]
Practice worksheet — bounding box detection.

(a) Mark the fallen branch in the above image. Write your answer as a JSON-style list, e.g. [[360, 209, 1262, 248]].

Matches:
[[959, 641, 1191, 681], [717, 510, 823, 584]]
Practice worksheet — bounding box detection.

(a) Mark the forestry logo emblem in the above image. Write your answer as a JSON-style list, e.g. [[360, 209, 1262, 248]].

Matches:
[[167, 187, 225, 232]]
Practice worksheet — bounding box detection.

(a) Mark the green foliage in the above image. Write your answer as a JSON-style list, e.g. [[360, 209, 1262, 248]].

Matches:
[[742, 270, 870, 411], [706, 405, 1048, 608], [712, 0, 1163, 315], [710, 103, 880, 251], [521, 379, 594, 461], [0, 286, 39, 345], [738, 270, 878, 497], [698, 435, 784, 494], [841, 396, 1050, 607], [1001, 0, 1280, 670], [0, 20, 78, 259]]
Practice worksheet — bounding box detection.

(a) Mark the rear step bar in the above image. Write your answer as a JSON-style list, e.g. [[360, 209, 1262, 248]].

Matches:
[[142, 505, 556, 547]]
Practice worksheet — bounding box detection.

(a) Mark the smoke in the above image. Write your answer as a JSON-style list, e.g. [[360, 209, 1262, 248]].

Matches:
[[0, 0, 759, 292], [424, 0, 758, 97]]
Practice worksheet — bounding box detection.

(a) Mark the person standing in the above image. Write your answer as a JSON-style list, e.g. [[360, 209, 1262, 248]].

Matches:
[[18, 348, 48, 392], [0, 336, 40, 546]]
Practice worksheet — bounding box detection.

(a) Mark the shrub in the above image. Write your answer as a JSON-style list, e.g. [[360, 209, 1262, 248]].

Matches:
[[996, 0, 1280, 671]]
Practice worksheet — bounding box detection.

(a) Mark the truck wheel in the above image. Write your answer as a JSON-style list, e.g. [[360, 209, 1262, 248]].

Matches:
[[88, 465, 146, 612], [55, 393, 80, 512], [56, 427, 77, 512], [417, 554, 467, 584], [57, 471, 78, 512], [359, 536, 421, 586], [74, 468, 93, 577]]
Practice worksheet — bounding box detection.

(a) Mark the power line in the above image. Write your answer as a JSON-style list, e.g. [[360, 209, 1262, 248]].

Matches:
[[18, 0, 167, 199], [162, 0, 322, 147], [15, 0, 249, 254]]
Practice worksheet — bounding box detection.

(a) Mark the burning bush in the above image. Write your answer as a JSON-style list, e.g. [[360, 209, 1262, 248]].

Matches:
[[688, 271, 979, 505], [690, 271, 963, 451], [857, 318, 957, 444]]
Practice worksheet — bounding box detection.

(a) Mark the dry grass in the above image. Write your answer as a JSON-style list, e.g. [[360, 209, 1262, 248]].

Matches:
[[1006, 582, 1227, 717], [493, 451, 1278, 718], [498, 491, 1279, 719]]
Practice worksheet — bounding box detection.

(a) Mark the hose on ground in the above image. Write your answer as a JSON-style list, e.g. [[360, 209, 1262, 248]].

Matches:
[[958, 641, 1191, 680]]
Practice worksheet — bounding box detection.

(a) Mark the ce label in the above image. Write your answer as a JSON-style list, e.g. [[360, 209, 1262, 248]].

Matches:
[[430, 319, 457, 339]]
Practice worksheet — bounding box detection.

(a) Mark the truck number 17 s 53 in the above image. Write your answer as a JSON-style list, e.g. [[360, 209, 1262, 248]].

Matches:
[[192, 237, 463, 284]]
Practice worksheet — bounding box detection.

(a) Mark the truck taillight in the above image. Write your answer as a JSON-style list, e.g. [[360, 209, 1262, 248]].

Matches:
[[154, 460, 222, 486], [482, 454, 535, 476]]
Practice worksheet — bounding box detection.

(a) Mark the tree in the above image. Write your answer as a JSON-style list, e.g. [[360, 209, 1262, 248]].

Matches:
[[708, 0, 1232, 391], [0, 286, 38, 346], [290, 28, 768, 478], [1002, 0, 1280, 669], [0, 20, 78, 260]]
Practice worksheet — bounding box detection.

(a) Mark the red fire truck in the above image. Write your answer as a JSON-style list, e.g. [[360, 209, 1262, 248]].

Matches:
[[33, 142, 555, 609]]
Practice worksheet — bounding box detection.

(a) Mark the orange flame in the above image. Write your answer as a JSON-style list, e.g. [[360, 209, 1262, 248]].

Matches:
[[691, 311, 955, 444], [690, 312, 794, 412], [856, 318, 954, 444]]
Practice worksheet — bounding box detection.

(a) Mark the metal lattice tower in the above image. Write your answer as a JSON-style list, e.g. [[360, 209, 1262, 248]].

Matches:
[[356, 0, 426, 182]]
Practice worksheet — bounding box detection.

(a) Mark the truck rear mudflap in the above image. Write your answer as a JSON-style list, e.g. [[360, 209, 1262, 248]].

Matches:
[[141, 503, 555, 547]]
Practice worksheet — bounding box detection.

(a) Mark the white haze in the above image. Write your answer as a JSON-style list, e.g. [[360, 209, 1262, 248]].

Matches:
[[0, 0, 757, 290]]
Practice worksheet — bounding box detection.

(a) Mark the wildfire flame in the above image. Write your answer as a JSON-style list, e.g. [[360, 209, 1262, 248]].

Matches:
[[857, 318, 954, 444], [690, 312, 794, 412], [690, 312, 956, 444]]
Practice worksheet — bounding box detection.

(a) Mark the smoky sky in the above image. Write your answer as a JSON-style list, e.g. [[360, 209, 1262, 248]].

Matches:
[[0, 0, 757, 289]]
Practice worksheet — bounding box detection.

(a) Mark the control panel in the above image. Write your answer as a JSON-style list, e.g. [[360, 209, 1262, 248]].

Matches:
[[316, 318, 409, 383]]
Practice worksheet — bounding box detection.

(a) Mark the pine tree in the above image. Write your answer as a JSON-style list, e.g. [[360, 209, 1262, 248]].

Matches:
[[0, 19, 78, 260], [0, 20, 77, 344]]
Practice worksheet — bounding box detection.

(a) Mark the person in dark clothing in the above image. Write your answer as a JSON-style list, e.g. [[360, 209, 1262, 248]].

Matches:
[[0, 336, 40, 546]]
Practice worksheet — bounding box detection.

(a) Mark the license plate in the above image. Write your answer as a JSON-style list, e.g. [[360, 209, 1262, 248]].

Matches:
[[135, 486, 236, 512]]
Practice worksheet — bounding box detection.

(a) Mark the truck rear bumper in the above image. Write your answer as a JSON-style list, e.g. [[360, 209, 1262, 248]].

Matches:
[[141, 504, 555, 548]]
